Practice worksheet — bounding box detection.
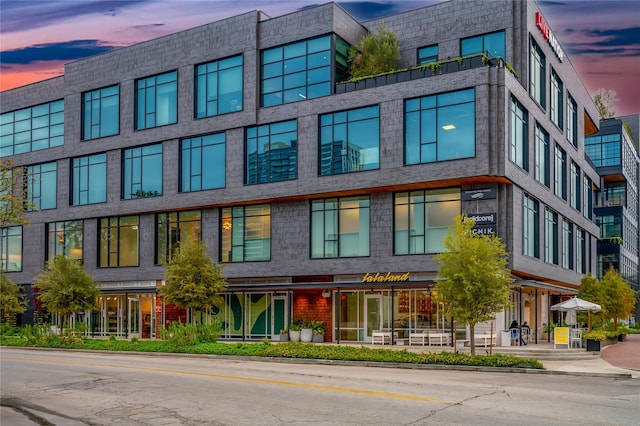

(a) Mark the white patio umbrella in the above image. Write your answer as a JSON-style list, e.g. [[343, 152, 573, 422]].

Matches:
[[551, 297, 601, 329]]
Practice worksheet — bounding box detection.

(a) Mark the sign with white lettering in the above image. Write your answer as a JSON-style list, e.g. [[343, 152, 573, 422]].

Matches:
[[466, 212, 497, 225], [536, 12, 564, 62], [471, 225, 496, 236], [461, 188, 497, 201]]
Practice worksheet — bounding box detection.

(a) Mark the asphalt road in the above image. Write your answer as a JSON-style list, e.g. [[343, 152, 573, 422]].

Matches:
[[1, 348, 639, 425]]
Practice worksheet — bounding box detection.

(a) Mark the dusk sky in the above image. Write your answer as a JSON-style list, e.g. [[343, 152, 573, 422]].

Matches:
[[1, 0, 638, 116]]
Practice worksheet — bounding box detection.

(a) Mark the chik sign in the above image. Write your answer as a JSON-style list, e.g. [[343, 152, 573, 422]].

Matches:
[[536, 12, 564, 62]]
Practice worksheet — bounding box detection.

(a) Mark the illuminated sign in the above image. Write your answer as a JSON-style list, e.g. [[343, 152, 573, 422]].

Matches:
[[362, 272, 410, 283], [536, 11, 564, 62]]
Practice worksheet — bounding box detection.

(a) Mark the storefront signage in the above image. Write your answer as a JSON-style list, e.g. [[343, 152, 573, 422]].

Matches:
[[466, 212, 497, 225], [536, 12, 564, 62], [362, 272, 410, 283], [471, 225, 496, 236], [461, 188, 496, 201]]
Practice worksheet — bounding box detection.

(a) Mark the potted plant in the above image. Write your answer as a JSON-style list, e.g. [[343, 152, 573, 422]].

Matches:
[[583, 330, 606, 351], [299, 318, 313, 342], [288, 323, 301, 342], [312, 321, 325, 343], [277, 328, 289, 342]]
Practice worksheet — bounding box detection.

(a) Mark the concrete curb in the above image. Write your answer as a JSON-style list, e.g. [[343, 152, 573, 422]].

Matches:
[[2, 345, 633, 379]]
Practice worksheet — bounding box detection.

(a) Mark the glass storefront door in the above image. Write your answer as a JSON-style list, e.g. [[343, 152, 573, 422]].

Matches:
[[128, 297, 141, 337], [271, 295, 288, 338], [364, 294, 382, 342]]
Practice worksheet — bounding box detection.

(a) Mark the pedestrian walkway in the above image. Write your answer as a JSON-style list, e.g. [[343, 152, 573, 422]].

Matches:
[[357, 334, 640, 378]]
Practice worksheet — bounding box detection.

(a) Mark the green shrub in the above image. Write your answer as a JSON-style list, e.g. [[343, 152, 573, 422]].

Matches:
[[160, 321, 222, 346]]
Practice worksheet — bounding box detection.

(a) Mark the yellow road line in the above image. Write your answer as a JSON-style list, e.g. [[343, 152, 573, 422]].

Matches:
[[3, 356, 437, 402]]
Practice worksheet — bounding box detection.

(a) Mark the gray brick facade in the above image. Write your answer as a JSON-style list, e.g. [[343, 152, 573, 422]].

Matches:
[[1, 1, 602, 338]]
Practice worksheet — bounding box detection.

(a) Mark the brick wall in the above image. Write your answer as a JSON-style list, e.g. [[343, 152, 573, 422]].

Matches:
[[292, 290, 332, 342]]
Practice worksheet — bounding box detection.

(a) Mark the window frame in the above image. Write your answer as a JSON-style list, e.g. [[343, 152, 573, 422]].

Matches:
[[27, 161, 57, 211], [311, 195, 370, 259], [180, 132, 226, 192], [71, 153, 107, 206], [0, 99, 64, 157], [46, 220, 83, 262], [220, 204, 271, 263], [135, 70, 178, 130], [122, 143, 163, 199], [510, 96, 528, 171], [195, 55, 243, 118], [529, 38, 546, 109], [245, 120, 298, 185], [82, 84, 120, 140], [0, 226, 22, 272], [99, 216, 140, 267], [319, 105, 380, 176], [393, 188, 461, 255], [404, 88, 476, 165]]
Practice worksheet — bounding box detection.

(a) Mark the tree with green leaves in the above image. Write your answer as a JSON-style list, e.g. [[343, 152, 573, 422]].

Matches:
[[348, 23, 400, 79], [593, 88, 617, 119], [0, 272, 27, 323], [32, 256, 100, 335], [435, 214, 513, 355], [577, 272, 603, 330], [159, 238, 226, 325], [600, 268, 636, 331], [1, 158, 36, 227]]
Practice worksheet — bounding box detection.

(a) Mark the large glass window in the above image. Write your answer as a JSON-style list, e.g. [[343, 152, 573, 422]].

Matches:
[[221, 205, 270, 262], [405, 88, 475, 164], [246, 120, 297, 184], [583, 175, 593, 220], [0, 100, 64, 157], [562, 219, 573, 269], [461, 30, 505, 59], [554, 145, 567, 200], [195, 55, 243, 118], [570, 160, 581, 211], [71, 153, 107, 205], [123, 143, 162, 199], [418, 45, 438, 65], [319, 105, 379, 175], [47, 220, 83, 261], [135, 71, 177, 130], [180, 133, 225, 192], [576, 227, 586, 274], [530, 38, 546, 108], [261, 35, 335, 107], [545, 208, 558, 265], [394, 188, 460, 255], [585, 134, 621, 167], [510, 97, 528, 170], [0, 226, 22, 272], [596, 215, 622, 239], [567, 93, 577, 147], [534, 124, 550, 187], [523, 194, 539, 258], [311, 196, 369, 258], [82, 85, 119, 140], [156, 210, 201, 264], [27, 162, 57, 210], [99, 216, 139, 267], [550, 70, 563, 130]]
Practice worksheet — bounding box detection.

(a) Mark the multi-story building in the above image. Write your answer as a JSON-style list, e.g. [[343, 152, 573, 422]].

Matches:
[[587, 115, 640, 291], [1, 0, 601, 344]]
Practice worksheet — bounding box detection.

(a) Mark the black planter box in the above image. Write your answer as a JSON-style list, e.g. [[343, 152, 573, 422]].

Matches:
[[586, 339, 600, 351], [335, 83, 346, 94]]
